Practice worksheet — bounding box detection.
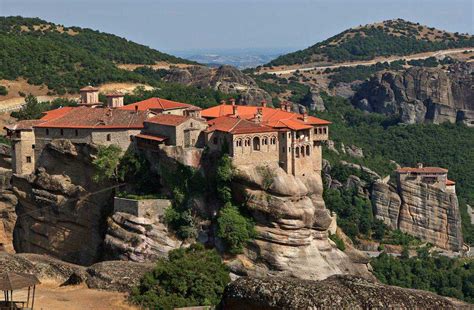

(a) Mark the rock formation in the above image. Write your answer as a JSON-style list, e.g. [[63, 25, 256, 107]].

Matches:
[[164, 65, 271, 105], [372, 178, 463, 251], [230, 163, 372, 280], [12, 140, 114, 265], [0, 144, 16, 253], [221, 275, 467, 309], [353, 62, 474, 125]]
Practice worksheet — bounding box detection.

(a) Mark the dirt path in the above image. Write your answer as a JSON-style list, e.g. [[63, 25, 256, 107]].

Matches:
[[10, 282, 138, 310], [258, 48, 474, 75]]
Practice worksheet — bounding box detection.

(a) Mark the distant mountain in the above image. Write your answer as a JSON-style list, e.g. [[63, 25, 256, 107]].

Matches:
[[267, 19, 474, 66], [0, 16, 196, 94]]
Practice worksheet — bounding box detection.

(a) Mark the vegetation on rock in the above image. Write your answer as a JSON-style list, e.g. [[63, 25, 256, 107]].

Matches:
[[130, 243, 230, 309], [92, 144, 122, 183], [217, 203, 256, 254]]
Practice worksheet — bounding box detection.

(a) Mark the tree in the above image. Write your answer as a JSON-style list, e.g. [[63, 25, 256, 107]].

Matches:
[[216, 154, 233, 203], [217, 203, 256, 254], [0, 85, 7, 96], [92, 144, 122, 183], [11, 94, 46, 120], [130, 243, 230, 310]]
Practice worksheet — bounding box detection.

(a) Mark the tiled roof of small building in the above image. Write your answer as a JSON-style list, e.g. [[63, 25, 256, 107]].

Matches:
[[201, 104, 330, 131], [106, 91, 124, 97], [207, 116, 276, 134], [80, 86, 99, 91], [135, 133, 167, 142], [396, 167, 448, 174], [41, 107, 76, 121], [34, 107, 150, 129], [446, 179, 456, 186], [5, 119, 45, 131], [119, 97, 200, 112], [146, 114, 191, 126]]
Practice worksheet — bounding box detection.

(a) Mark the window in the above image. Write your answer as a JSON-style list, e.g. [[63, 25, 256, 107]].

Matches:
[[190, 122, 193, 127], [300, 146, 305, 157], [106, 134, 111, 141], [282, 147, 285, 153], [295, 147, 299, 158], [253, 137, 260, 151], [236, 139, 242, 147], [314, 128, 317, 134], [26, 156, 31, 163], [32, 144, 35, 149], [306, 145, 310, 156], [60, 129, 64, 136], [75, 129, 79, 136], [323, 127, 327, 134], [288, 133, 291, 138], [271, 136, 276, 144], [46, 129, 49, 135], [262, 137, 268, 145]]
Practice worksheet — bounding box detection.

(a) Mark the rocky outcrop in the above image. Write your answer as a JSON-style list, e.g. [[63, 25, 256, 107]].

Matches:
[[221, 275, 466, 309], [0, 190, 17, 253], [230, 163, 372, 280], [12, 140, 115, 265], [372, 178, 463, 251], [164, 65, 271, 105], [353, 62, 474, 125], [104, 211, 181, 262]]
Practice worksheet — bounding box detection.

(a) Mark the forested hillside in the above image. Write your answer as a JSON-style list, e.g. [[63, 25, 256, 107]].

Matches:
[[268, 19, 473, 66], [0, 16, 195, 94]]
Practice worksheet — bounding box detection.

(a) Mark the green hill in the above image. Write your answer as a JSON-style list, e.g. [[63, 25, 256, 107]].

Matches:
[[0, 16, 196, 94], [267, 19, 474, 66]]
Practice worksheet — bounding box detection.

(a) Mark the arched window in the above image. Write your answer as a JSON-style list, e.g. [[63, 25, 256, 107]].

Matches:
[[306, 145, 310, 156], [253, 137, 260, 151], [295, 147, 300, 158], [271, 136, 276, 144], [262, 137, 268, 145], [236, 139, 243, 147], [245, 138, 251, 147], [300, 146, 305, 157], [106, 134, 111, 141]]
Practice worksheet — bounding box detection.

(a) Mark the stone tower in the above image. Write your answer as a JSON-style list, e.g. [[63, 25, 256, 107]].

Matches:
[[79, 86, 100, 105], [106, 91, 125, 108]]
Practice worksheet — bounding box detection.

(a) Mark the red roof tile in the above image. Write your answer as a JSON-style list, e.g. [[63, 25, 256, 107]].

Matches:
[[207, 116, 276, 134], [135, 133, 167, 142], [119, 97, 200, 112], [106, 91, 124, 97], [41, 107, 76, 121], [34, 107, 149, 129], [146, 114, 191, 126], [201, 104, 330, 132], [397, 167, 448, 174], [446, 179, 456, 186]]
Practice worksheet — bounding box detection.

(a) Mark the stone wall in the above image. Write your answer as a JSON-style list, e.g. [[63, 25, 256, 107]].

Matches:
[[11, 130, 35, 174], [113, 197, 170, 218], [144, 118, 207, 147]]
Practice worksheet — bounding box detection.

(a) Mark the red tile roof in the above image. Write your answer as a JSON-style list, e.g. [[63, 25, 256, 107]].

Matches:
[[146, 114, 191, 126], [41, 107, 76, 121], [201, 104, 330, 132], [34, 107, 150, 129], [397, 167, 448, 174], [5, 120, 45, 131], [119, 97, 200, 112], [106, 91, 124, 97], [135, 133, 167, 142], [446, 179, 456, 186], [207, 116, 276, 134]]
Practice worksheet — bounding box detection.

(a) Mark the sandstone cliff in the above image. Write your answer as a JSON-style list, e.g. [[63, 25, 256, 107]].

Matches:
[[372, 178, 463, 251], [221, 275, 467, 309], [164, 65, 271, 105], [230, 163, 372, 280], [353, 62, 474, 125], [12, 140, 114, 265]]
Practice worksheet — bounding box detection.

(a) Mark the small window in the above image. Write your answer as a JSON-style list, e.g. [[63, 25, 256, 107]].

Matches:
[[190, 122, 193, 127], [32, 144, 35, 149], [46, 129, 49, 135], [323, 127, 327, 134], [314, 128, 317, 134], [288, 133, 291, 138], [106, 134, 111, 141], [60, 129, 64, 136], [26, 156, 31, 163], [75, 129, 79, 136]]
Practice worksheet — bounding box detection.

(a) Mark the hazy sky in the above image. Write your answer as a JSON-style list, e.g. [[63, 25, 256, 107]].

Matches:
[[1, 0, 473, 53]]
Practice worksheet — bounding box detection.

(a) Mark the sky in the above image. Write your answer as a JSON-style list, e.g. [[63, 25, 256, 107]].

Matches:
[[1, 0, 473, 53]]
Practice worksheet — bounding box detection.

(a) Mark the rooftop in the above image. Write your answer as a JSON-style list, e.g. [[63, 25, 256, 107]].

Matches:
[[146, 114, 191, 126], [106, 91, 124, 97], [119, 97, 200, 112], [4, 119, 45, 131], [34, 107, 151, 129], [201, 104, 330, 132], [446, 179, 456, 186], [207, 116, 275, 134], [396, 167, 448, 174], [80, 86, 99, 91]]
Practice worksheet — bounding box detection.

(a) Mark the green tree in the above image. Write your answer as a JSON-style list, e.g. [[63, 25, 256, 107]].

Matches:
[[217, 203, 256, 254], [0, 85, 7, 96], [92, 144, 122, 183], [130, 243, 230, 310], [216, 154, 233, 203], [11, 94, 46, 120]]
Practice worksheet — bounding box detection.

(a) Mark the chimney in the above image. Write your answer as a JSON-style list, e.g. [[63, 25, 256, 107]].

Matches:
[[303, 111, 308, 122], [220, 99, 226, 105], [417, 163, 423, 169], [230, 98, 236, 106], [261, 100, 267, 108], [135, 105, 139, 114], [280, 102, 286, 111], [233, 105, 238, 117], [286, 102, 292, 112]]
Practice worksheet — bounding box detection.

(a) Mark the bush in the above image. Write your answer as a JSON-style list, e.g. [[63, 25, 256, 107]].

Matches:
[[0, 85, 7, 96], [217, 204, 256, 254], [92, 144, 122, 183], [130, 243, 230, 309], [329, 233, 346, 251]]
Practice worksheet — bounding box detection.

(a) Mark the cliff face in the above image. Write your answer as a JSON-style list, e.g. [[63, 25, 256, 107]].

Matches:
[[353, 62, 474, 125], [221, 275, 466, 309], [164, 65, 271, 105], [12, 140, 114, 265], [0, 167, 16, 253], [372, 179, 463, 251], [230, 163, 372, 280]]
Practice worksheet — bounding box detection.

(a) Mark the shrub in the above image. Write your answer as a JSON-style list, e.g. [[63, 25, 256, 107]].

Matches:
[[217, 204, 256, 254], [130, 243, 230, 309], [0, 85, 7, 96], [92, 144, 122, 183], [329, 233, 346, 251]]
